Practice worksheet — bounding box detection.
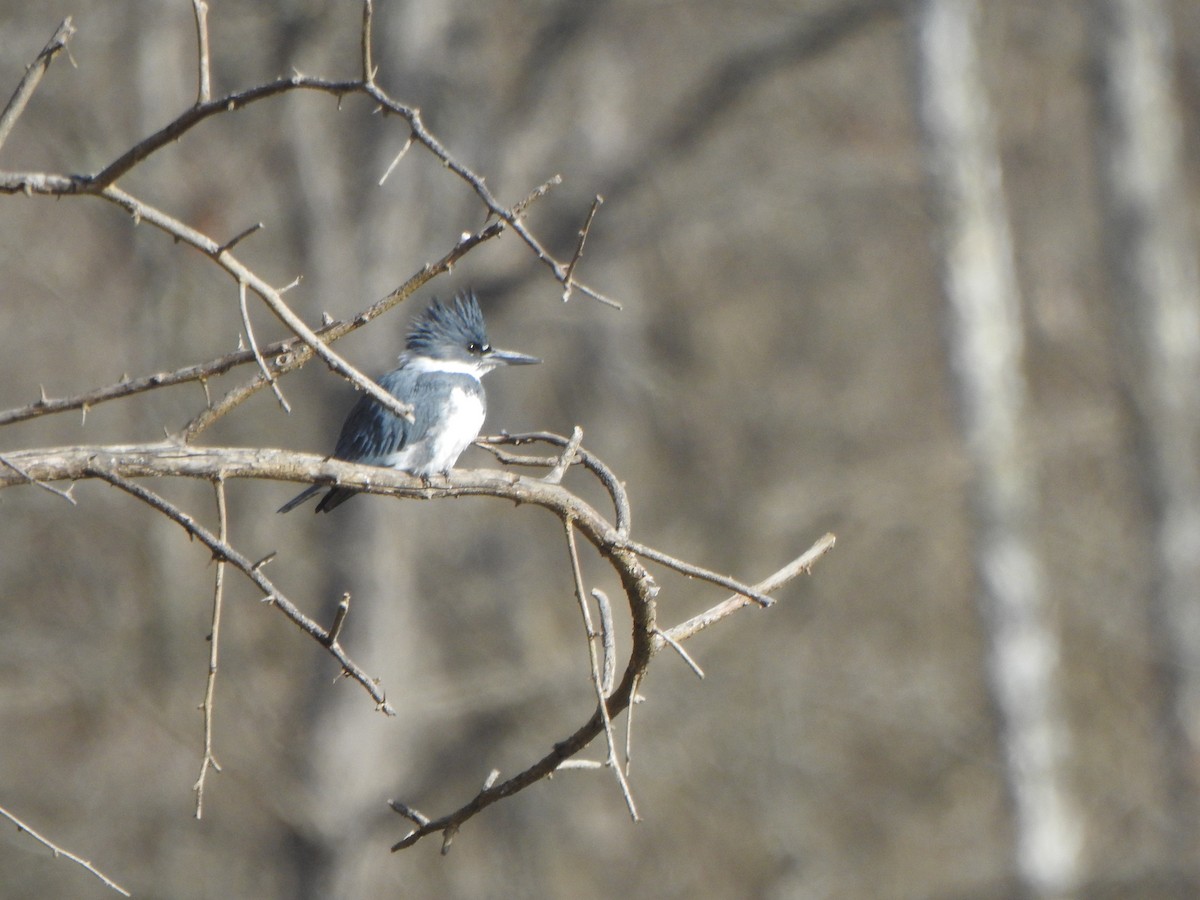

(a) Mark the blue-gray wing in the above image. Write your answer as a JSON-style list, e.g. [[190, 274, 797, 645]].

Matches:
[[277, 368, 415, 514], [332, 367, 417, 463]]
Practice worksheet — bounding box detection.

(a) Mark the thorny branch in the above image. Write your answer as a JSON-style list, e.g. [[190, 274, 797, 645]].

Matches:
[[88, 465, 395, 716], [0, 0, 835, 872], [0, 17, 75, 155], [0, 441, 833, 851], [0, 803, 130, 897]]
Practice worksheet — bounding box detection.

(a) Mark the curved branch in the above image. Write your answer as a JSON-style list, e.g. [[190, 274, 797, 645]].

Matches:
[[0, 441, 832, 850]]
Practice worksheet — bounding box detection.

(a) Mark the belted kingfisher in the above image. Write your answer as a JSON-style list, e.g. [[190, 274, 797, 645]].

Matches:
[[278, 292, 539, 514]]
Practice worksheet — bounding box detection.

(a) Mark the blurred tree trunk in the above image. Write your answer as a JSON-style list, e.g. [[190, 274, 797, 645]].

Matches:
[[911, 1, 1083, 896], [1090, 0, 1200, 879]]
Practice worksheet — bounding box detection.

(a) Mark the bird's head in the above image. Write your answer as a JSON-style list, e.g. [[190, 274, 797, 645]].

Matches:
[[404, 292, 540, 378]]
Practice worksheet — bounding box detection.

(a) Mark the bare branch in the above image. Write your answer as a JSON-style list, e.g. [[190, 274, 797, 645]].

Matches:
[[593, 588, 616, 695], [562, 194, 604, 302], [653, 627, 705, 680], [361, 0, 377, 85], [478, 431, 631, 535], [238, 280, 291, 414], [623, 537, 776, 607], [0, 442, 832, 850], [0, 452, 76, 504], [0, 802, 130, 897], [0, 213, 516, 432], [0, 18, 75, 155], [194, 479, 227, 819], [542, 425, 583, 485], [87, 466, 395, 715], [565, 519, 638, 820], [328, 592, 351, 646], [661, 533, 837, 645], [97, 184, 415, 428]]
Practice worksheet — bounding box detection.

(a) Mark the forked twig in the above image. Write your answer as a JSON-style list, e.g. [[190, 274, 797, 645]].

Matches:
[[238, 280, 291, 413], [90, 468, 395, 715], [562, 194, 604, 301], [565, 519, 638, 820], [193, 478, 227, 818], [0, 18, 75, 155]]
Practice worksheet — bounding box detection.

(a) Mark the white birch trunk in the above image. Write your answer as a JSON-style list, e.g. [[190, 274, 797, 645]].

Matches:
[[912, 1, 1082, 895]]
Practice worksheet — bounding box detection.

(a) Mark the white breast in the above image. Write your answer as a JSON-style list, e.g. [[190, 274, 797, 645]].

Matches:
[[385, 385, 485, 477], [432, 386, 486, 471]]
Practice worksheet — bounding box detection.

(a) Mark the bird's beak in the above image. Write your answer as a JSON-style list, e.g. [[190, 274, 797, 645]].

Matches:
[[487, 348, 541, 366]]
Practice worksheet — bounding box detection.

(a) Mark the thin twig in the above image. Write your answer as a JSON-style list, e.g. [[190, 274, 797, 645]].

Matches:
[[562, 194, 604, 302], [0, 452, 76, 504], [194, 478, 227, 819], [0, 803, 130, 897], [91, 468, 395, 715], [542, 425, 583, 485], [478, 431, 631, 535], [653, 627, 705, 680], [624, 537, 775, 607], [98, 183, 414, 426], [328, 592, 351, 646], [511, 174, 562, 217], [361, 0, 376, 84], [388, 799, 430, 827], [378, 133, 413, 185], [0, 213, 520, 432], [238, 280, 291, 413], [0, 18, 75, 155], [593, 588, 616, 695], [217, 221, 262, 253], [626, 673, 641, 772], [565, 519, 638, 820], [661, 533, 837, 645], [191, 0, 211, 104]]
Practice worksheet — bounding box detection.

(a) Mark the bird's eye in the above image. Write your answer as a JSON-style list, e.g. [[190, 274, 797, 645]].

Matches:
[[467, 342, 486, 354]]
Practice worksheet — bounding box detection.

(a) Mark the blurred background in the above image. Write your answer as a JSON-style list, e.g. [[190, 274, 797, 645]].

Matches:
[[3, 0, 1200, 897]]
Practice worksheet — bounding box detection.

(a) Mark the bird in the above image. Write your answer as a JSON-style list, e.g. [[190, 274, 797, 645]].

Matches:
[[278, 291, 540, 514]]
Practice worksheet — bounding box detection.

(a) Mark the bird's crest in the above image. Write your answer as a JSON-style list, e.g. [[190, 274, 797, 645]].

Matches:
[[406, 292, 488, 359]]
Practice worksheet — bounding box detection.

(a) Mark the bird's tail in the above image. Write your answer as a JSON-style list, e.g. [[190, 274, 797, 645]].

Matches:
[[314, 486, 358, 513], [277, 484, 322, 514]]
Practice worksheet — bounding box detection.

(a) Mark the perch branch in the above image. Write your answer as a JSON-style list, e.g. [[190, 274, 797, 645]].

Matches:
[[0, 439, 832, 851]]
